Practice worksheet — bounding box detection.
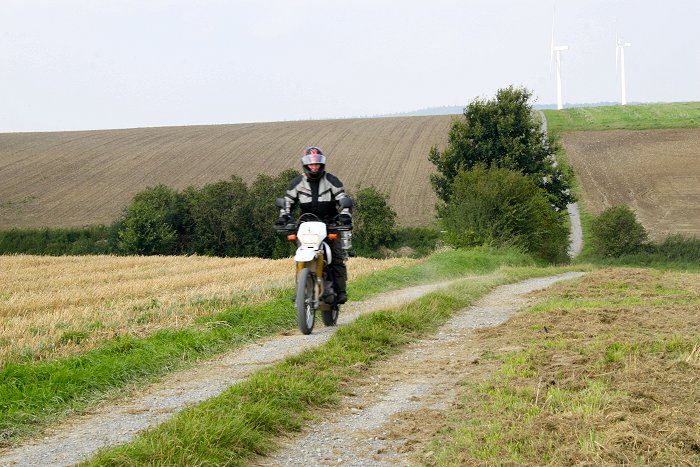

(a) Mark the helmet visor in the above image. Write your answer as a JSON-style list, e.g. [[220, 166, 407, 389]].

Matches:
[[301, 153, 326, 166]]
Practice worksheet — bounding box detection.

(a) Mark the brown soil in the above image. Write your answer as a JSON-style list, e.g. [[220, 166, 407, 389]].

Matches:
[[563, 128, 700, 240], [0, 116, 453, 229]]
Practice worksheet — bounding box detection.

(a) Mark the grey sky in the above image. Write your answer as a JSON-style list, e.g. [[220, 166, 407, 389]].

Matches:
[[2, 0, 698, 133]]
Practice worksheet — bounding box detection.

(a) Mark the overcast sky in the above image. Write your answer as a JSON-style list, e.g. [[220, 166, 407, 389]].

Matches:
[[2, 0, 698, 133]]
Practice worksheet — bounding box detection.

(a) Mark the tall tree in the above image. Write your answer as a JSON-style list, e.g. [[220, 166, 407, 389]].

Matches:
[[428, 85, 574, 210]]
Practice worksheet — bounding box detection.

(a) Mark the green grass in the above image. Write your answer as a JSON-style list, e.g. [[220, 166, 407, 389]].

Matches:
[[543, 101, 700, 132], [429, 273, 700, 465], [84, 265, 569, 465], [0, 247, 536, 445]]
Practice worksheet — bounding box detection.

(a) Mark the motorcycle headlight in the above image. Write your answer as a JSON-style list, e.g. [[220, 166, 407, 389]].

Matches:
[[300, 233, 319, 245]]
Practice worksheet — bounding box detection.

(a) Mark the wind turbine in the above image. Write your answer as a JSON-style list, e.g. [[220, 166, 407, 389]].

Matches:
[[550, 10, 568, 110], [616, 35, 632, 105]]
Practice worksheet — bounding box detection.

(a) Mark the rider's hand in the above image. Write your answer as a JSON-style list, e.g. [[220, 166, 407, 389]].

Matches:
[[339, 213, 352, 226], [275, 214, 291, 226]]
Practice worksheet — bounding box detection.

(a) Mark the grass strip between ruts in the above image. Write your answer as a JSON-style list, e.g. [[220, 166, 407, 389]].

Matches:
[[83, 267, 569, 465], [0, 248, 536, 445]]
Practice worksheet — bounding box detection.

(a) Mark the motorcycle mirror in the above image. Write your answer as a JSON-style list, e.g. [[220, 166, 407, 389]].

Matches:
[[275, 197, 285, 209], [339, 197, 353, 209]]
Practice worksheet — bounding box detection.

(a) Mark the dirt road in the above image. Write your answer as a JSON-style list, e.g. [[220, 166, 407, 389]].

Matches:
[[0, 273, 583, 466]]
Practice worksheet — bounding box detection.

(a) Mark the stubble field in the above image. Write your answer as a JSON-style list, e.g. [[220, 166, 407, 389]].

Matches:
[[0, 254, 416, 367]]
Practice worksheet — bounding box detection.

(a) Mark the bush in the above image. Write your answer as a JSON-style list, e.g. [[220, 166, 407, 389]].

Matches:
[[0, 225, 116, 255], [390, 226, 441, 257], [440, 166, 569, 263], [115, 171, 301, 258], [249, 169, 299, 259], [116, 185, 187, 255], [591, 205, 648, 257], [654, 234, 700, 262], [350, 185, 397, 252]]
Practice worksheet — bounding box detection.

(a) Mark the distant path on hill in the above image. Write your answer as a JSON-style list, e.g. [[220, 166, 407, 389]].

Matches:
[[539, 110, 583, 258]]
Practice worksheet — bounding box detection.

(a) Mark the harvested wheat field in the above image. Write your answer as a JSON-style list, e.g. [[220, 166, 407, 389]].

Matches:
[[0, 115, 454, 229], [563, 128, 700, 240], [0, 254, 416, 367]]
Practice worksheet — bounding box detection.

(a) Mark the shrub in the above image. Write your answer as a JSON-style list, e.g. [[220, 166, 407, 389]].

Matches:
[[116, 185, 186, 255], [350, 185, 397, 252], [250, 169, 299, 259], [591, 205, 648, 257], [440, 166, 569, 263], [654, 234, 700, 262], [0, 225, 116, 255], [183, 176, 252, 257]]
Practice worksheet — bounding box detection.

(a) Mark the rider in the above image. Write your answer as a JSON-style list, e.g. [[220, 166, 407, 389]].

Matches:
[[276, 146, 352, 304]]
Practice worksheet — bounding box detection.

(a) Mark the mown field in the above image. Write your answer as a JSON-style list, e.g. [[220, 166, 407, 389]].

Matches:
[[0, 116, 454, 229]]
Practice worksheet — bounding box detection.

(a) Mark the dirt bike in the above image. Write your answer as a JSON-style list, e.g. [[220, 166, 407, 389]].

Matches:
[[275, 197, 353, 335]]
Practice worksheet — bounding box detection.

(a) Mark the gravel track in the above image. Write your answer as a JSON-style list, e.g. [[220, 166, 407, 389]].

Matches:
[[0, 272, 584, 466], [253, 272, 584, 466], [0, 280, 462, 466]]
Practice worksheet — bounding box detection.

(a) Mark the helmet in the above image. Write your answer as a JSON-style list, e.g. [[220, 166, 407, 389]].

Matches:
[[301, 146, 326, 180]]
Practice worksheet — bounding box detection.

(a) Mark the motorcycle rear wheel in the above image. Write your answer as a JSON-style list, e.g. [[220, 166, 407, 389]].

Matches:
[[295, 268, 315, 334]]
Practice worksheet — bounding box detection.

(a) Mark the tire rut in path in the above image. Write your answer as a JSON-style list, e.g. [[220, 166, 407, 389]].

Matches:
[[253, 272, 585, 467], [0, 273, 583, 466], [0, 280, 462, 466]]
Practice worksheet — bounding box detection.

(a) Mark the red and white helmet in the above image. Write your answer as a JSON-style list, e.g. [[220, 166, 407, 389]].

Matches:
[[301, 147, 326, 180]]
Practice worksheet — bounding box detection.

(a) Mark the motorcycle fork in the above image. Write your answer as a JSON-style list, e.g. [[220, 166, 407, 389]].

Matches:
[[315, 254, 325, 299], [295, 255, 326, 303]]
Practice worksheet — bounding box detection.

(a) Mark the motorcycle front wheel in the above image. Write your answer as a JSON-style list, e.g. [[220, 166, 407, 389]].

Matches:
[[321, 305, 339, 326], [295, 268, 316, 335]]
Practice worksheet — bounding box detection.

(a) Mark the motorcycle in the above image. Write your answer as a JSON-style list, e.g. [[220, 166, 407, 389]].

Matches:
[[274, 197, 353, 335]]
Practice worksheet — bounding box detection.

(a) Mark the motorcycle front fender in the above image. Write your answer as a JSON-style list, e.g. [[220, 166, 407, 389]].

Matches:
[[294, 248, 317, 262]]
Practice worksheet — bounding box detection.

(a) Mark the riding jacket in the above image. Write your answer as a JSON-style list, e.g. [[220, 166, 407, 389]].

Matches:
[[281, 172, 350, 223]]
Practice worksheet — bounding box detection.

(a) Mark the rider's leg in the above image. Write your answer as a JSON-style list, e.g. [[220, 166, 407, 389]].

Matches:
[[329, 237, 347, 304]]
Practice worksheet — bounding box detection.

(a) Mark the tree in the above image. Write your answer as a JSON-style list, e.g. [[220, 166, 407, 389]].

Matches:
[[117, 185, 185, 255], [351, 185, 397, 251], [441, 166, 569, 263], [428, 85, 574, 210]]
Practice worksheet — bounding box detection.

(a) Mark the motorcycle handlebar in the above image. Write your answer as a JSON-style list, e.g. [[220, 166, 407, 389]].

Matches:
[[274, 220, 352, 234]]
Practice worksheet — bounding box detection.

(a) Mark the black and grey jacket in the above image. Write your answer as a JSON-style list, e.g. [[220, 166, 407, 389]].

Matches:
[[281, 172, 350, 223]]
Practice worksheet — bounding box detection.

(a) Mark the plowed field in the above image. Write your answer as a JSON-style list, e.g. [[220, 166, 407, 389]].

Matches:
[[563, 128, 700, 240], [0, 116, 454, 229]]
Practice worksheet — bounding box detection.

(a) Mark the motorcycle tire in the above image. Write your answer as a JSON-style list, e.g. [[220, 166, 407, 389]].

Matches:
[[295, 268, 315, 335], [321, 305, 339, 326]]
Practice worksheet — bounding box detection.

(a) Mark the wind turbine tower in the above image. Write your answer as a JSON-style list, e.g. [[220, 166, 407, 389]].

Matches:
[[552, 44, 569, 110], [616, 37, 632, 105], [550, 9, 568, 110]]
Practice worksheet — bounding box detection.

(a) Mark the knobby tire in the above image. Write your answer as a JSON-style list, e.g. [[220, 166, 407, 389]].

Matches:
[[295, 268, 315, 334]]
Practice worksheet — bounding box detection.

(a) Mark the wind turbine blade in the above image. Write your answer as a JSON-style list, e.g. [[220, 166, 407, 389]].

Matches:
[[549, 23, 555, 73]]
